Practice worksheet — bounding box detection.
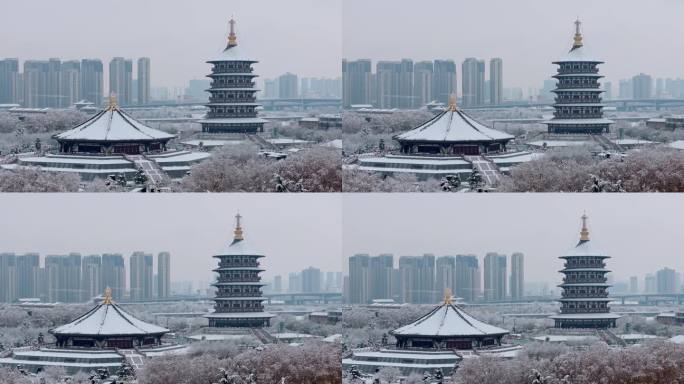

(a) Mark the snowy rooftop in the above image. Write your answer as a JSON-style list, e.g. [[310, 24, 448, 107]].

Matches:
[[549, 313, 621, 320], [55, 106, 175, 142], [208, 44, 258, 63], [670, 335, 684, 344], [392, 303, 509, 337], [669, 140, 684, 150], [182, 139, 245, 147], [395, 107, 514, 143], [612, 139, 656, 145], [545, 118, 614, 125], [562, 239, 609, 258], [203, 312, 275, 319], [554, 45, 603, 63], [528, 140, 591, 148], [51, 297, 169, 337], [214, 238, 265, 257], [198, 117, 267, 124]]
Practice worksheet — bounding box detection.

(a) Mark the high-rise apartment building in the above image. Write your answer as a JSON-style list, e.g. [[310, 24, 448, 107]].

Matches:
[[433, 60, 457, 105], [342, 59, 372, 107], [109, 57, 133, 105], [398, 254, 435, 304], [632, 73, 653, 100], [130, 252, 153, 301], [16, 253, 40, 299], [489, 58, 503, 105], [510, 252, 524, 299], [483, 252, 507, 301], [157, 252, 170, 298], [137, 57, 150, 105], [301, 267, 322, 293], [81, 255, 102, 301], [61, 60, 80, 107], [413, 61, 433, 108], [80, 59, 103, 106], [348, 254, 370, 304], [0, 253, 18, 303], [435, 256, 456, 298], [656, 267, 677, 294], [0, 58, 20, 104], [454, 255, 480, 302], [462, 58, 485, 107], [45, 253, 82, 303], [102, 253, 125, 300], [278, 72, 298, 99]]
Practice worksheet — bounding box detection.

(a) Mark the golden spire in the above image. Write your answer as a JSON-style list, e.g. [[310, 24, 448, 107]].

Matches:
[[443, 288, 453, 305], [107, 93, 118, 110], [233, 212, 244, 241], [228, 15, 237, 47], [102, 287, 113, 305], [579, 213, 590, 241], [448, 94, 457, 112], [572, 18, 583, 48]]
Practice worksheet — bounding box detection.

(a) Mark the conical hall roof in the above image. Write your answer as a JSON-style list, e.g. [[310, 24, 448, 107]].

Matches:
[[54, 100, 175, 143], [395, 106, 513, 143], [392, 301, 509, 338], [51, 290, 168, 336]]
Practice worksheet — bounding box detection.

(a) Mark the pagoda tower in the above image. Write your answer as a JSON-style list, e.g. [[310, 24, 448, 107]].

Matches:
[[199, 17, 266, 134], [205, 213, 274, 328], [551, 214, 620, 328], [545, 19, 612, 135]]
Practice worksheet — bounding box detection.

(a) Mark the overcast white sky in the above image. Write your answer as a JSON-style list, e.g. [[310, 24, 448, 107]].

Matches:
[[0, 194, 342, 284], [343, 0, 684, 89], [0, 0, 341, 88], [343, 194, 684, 285]]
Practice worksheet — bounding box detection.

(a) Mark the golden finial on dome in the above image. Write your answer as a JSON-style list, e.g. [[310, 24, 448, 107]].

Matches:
[[448, 94, 458, 112], [443, 288, 453, 305], [579, 213, 590, 241], [233, 212, 244, 241], [102, 287, 113, 305], [573, 18, 583, 48], [228, 15, 237, 47]]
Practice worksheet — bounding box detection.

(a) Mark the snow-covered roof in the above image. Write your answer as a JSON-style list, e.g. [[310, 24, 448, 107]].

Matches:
[[208, 44, 257, 63], [392, 303, 509, 338], [549, 313, 621, 319], [545, 118, 614, 125], [554, 45, 603, 63], [51, 300, 169, 336], [562, 239, 609, 258], [668, 140, 684, 150], [395, 108, 514, 143], [198, 117, 268, 124], [203, 312, 275, 319], [214, 238, 264, 257], [669, 335, 684, 344], [55, 106, 175, 142]]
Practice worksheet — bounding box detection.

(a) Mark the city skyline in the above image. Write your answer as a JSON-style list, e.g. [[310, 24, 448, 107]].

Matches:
[[0, 0, 341, 88], [343, 0, 684, 89], [342, 194, 684, 285], [0, 194, 342, 283]]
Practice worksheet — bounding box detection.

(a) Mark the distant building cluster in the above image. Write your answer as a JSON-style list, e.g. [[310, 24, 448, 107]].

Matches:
[[342, 57, 504, 109], [612, 75, 684, 100], [619, 267, 682, 295], [262, 73, 342, 99], [344, 252, 524, 304], [270, 268, 343, 293], [0, 251, 170, 303], [0, 57, 151, 108]]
